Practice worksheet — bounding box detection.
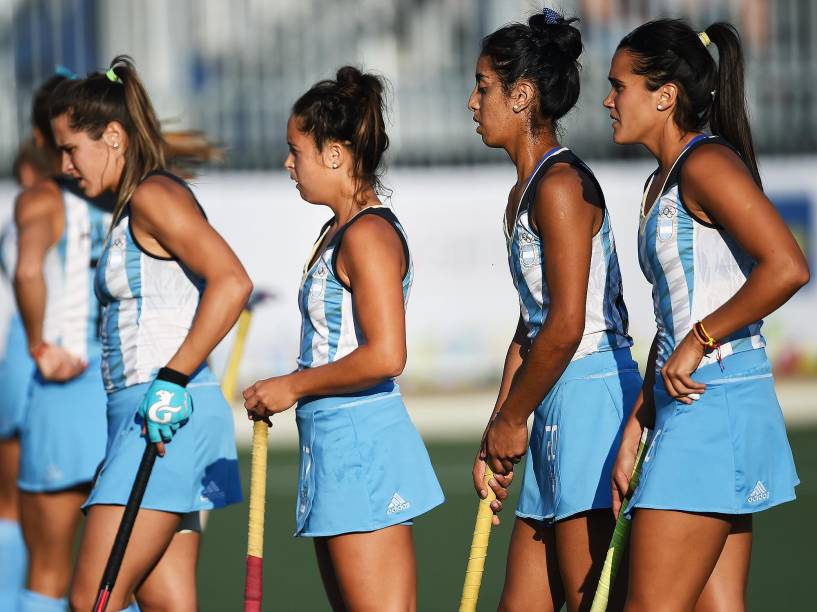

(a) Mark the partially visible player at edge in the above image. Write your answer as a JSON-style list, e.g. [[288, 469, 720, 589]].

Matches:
[[467, 7, 640, 611], [49, 56, 251, 612], [243, 66, 444, 612], [12, 73, 112, 612], [604, 19, 807, 611]]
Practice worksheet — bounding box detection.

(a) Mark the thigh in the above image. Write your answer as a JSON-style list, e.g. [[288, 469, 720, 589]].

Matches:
[[499, 517, 564, 612], [70, 505, 181, 612], [136, 531, 200, 612], [0, 437, 20, 518], [694, 515, 752, 612], [20, 488, 85, 553], [554, 510, 622, 612], [314, 538, 347, 612], [626, 510, 732, 612], [324, 524, 416, 612]]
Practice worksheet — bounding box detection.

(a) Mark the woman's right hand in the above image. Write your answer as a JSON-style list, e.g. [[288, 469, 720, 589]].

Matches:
[[32, 343, 87, 381], [472, 447, 514, 526]]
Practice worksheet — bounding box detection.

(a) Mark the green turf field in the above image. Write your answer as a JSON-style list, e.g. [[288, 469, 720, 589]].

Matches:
[[199, 426, 817, 610]]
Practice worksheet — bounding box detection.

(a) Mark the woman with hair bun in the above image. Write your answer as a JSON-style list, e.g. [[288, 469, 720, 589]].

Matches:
[[467, 7, 639, 611], [244, 66, 443, 611], [604, 19, 806, 610], [49, 56, 251, 611]]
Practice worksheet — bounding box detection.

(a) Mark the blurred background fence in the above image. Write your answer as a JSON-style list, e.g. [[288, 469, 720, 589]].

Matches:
[[1, 0, 816, 172]]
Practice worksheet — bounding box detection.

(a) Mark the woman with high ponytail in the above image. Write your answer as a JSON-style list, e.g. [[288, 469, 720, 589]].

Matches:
[[243, 66, 443, 610], [467, 7, 639, 610], [604, 19, 807, 609], [49, 56, 252, 611]]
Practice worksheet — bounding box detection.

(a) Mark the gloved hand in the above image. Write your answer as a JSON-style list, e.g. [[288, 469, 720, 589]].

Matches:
[[138, 367, 193, 445]]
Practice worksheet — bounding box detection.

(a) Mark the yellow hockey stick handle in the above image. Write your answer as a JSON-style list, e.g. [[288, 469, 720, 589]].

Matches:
[[221, 309, 253, 402], [246, 420, 269, 558], [459, 464, 498, 612]]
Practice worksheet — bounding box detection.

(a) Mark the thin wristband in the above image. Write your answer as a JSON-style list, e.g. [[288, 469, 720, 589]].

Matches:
[[29, 341, 49, 359], [156, 366, 190, 387]]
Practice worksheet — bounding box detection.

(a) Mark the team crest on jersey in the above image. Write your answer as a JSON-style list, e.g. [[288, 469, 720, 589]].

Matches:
[[519, 232, 539, 268]]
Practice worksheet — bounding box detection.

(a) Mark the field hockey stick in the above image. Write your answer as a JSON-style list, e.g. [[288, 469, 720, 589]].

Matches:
[[221, 289, 276, 401], [589, 428, 650, 612], [93, 442, 159, 612], [459, 464, 498, 612], [243, 419, 270, 611]]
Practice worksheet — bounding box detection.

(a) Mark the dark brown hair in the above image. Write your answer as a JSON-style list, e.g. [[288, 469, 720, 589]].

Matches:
[[292, 66, 389, 204]]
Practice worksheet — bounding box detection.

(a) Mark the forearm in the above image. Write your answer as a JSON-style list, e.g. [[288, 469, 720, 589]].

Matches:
[[166, 274, 251, 375], [285, 343, 404, 399], [699, 262, 806, 342], [492, 337, 525, 414], [14, 271, 47, 349], [499, 320, 580, 425], [631, 335, 658, 429]]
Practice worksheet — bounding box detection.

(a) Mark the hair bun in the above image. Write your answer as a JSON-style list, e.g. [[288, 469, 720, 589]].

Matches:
[[528, 12, 582, 61]]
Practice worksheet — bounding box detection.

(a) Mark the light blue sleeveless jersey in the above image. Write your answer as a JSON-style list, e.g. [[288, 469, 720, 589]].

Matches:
[[94, 172, 205, 392], [638, 135, 764, 368], [506, 147, 631, 359], [40, 178, 111, 361], [298, 206, 412, 370]]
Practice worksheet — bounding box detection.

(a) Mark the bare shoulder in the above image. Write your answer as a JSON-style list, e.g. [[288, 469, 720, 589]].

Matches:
[[131, 173, 197, 218], [534, 163, 600, 221], [682, 142, 750, 187], [343, 211, 403, 251], [14, 179, 62, 225]]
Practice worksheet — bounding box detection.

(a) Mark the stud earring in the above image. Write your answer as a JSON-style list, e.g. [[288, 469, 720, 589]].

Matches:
[[332, 163, 338, 169], [512, 105, 519, 112], [657, 105, 663, 110], [113, 143, 119, 149]]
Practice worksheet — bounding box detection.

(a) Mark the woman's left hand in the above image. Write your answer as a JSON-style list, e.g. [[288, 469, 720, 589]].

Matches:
[[661, 332, 707, 404], [243, 375, 298, 423]]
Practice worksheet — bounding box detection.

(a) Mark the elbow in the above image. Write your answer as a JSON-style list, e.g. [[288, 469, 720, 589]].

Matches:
[[790, 260, 810, 292], [777, 255, 810, 296], [378, 349, 406, 379]]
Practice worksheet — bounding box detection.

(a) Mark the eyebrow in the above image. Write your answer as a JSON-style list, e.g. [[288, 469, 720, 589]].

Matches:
[[475, 72, 487, 82], [608, 76, 624, 87]]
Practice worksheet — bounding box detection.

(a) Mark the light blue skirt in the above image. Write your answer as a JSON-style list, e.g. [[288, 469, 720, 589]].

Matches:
[[0, 314, 35, 438], [295, 382, 444, 537], [17, 355, 107, 492], [516, 348, 642, 523], [629, 348, 798, 515], [84, 366, 242, 513]]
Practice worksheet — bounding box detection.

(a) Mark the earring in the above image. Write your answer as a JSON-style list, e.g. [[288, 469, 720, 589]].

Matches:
[[512, 105, 519, 112], [332, 163, 338, 169], [113, 142, 119, 149], [657, 105, 663, 110]]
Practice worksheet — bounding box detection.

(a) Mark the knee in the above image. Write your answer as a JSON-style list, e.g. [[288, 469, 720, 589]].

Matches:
[[137, 585, 196, 612], [69, 587, 97, 612]]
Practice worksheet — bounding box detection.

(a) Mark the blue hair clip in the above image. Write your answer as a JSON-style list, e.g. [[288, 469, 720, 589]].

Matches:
[[55, 64, 79, 80], [542, 7, 563, 24]]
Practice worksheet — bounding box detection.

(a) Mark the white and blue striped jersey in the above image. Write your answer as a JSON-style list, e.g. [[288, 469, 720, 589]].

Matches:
[[297, 206, 412, 370], [39, 178, 111, 361], [94, 172, 205, 393], [506, 147, 631, 359], [638, 134, 764, 368]]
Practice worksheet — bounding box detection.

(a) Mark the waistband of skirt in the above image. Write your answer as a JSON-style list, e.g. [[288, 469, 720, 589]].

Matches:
[[296, 380, 400, 413], [107, 363, 216, 397], [558, 347, 639, 382], [654, 347, 771, 387]]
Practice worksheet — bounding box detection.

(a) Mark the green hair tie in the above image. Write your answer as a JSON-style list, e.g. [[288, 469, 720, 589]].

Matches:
[[106, 67, 122, 84]]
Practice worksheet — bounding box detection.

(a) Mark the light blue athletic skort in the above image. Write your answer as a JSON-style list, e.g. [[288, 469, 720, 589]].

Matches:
[[84, 366, 242, 513], [295, 382, 445, 537], [17, 355, 107, 492], [629, 348, 798, 515], [516, 347, 642, 523], [0, 314, 35, 438]]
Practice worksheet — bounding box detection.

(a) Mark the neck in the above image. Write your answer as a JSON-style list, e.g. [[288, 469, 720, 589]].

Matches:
[[325, 183, 380, 226], [505, 129, 560, 185], [644, 120, 701, 172]]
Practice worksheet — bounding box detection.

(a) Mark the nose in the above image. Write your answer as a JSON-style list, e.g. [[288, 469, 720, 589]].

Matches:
[[283, 153, 294, 171], [61, 151, 74, 175], [467, 86, 479, 112], [602, 89, 615, 110]]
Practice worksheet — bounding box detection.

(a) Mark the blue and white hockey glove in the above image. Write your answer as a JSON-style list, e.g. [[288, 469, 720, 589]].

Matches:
[[138, 367, 193, 444]]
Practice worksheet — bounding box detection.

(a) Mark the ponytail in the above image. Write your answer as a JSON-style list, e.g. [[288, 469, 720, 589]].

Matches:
[[704, 23, 761, 186], [49, 55, 166, 221]]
